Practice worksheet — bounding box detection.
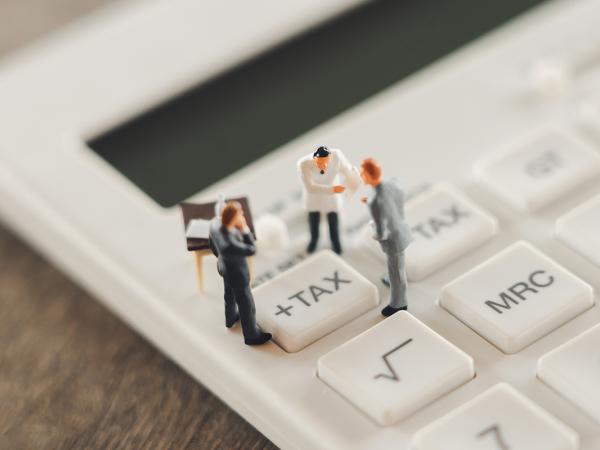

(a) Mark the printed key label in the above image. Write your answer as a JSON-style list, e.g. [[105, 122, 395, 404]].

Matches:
[[484, 269, 554, 314], [373, 338, 413, 382], [273, 270, 351, 318], [525, 149, 563, 178], [477, 424, 510, 450], [254, 250, 378, 353], [359, 183, 498, 281], [411, 203, 471, 240]]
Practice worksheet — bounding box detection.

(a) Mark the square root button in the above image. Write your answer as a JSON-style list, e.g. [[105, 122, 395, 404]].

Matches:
[[318, 312, 474, 426], [441, 241, 594, 354], [253, 250, 378, 353]]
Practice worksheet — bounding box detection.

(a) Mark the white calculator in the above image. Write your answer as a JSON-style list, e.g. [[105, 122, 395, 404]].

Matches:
[[2, 0, 600, 448]]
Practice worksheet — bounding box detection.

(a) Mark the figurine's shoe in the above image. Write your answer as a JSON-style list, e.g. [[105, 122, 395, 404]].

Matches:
[[225, 313, 239, 328], [381, 305, 407, 317], [245, 332, 272, 346], [306, 240, 318, 253], [331, 241, 342, 255]]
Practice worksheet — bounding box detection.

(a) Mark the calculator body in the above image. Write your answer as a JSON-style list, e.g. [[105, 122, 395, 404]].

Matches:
[[1, 0, 600, 448]]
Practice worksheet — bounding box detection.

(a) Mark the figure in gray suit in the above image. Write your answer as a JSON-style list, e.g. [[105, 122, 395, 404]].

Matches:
[[208, 201, 271, 345], [360, 158, 412, 317]]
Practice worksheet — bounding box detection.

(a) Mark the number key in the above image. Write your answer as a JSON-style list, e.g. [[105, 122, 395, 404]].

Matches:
[[412, 383, 579, 450], [538, 323, 600, 424]]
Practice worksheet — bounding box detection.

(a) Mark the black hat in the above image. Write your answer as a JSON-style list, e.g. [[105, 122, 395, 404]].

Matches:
[[313, 146, 330, 158]]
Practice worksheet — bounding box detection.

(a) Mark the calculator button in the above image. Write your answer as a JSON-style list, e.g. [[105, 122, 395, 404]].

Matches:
[[475, 129, 600, 212], [360, 183, 498, 281], [556, 194, 600, 267], [412, 383, 579, 450], [580, 96, 600, 139], [317, 312, 474, 426], [538, 323, 600, 424], [253, 250, 378, 353], [440, 241, 594, 354]]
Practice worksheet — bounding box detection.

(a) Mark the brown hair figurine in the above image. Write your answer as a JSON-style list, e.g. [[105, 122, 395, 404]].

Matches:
[[360, 157, 412, 316], [208, 200, 272, 345], [360, 158, 382, 185], [221, 201, 242, 229]]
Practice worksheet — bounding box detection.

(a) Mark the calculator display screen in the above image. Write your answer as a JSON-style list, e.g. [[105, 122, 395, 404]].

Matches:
[[88, 0, 548, 208]]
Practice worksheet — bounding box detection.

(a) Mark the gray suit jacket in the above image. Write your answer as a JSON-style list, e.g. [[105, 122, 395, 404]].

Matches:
[[368, 181, 412, 254], [209, 218, 256, 288]]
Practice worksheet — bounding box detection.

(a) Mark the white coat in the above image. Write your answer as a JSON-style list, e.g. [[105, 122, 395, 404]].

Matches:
[[297, 148, 360, 213]]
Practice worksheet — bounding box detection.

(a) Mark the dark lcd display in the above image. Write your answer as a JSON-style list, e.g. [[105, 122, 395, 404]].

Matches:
[[89, 0, 548, 207]]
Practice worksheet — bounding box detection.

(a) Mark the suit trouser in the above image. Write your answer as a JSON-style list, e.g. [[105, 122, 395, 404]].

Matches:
[[308, 211, 341, 249], [385, 251, 407, 309], [224, 283, 262, 339]]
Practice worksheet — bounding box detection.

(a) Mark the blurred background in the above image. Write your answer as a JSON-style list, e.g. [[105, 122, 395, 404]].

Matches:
[[0, 1, 274, 449]]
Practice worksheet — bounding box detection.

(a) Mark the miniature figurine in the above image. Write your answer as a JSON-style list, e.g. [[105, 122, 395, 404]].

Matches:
[[297, 146, 360, 254], [180, 196, 252, 294], [208, 201, 271, 345], [360, 158, 412, 316]]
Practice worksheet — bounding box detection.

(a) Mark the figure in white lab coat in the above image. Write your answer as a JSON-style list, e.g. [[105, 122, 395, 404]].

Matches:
[[297, 146, 360, 254]]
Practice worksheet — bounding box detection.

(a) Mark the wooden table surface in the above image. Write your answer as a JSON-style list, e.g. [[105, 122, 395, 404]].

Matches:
[[0, 1, 276, 448]]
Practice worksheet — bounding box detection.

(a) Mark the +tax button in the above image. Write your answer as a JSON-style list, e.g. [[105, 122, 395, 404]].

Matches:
[[253, 250, 379, 352]]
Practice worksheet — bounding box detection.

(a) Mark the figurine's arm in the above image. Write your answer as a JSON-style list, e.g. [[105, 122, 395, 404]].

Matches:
[[373, 217, 390, 242], [208, 236, 219, 257], [337, 150, 360, 194], [242, 231, 255, 247], [298, 160, 332, 194], [371, 202, 390, 242], [223, 231, 256, 256]]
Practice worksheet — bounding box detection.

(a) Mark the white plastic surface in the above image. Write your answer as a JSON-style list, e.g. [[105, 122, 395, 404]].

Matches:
[[475, 129, 600, 212], [412, 383, 579, 450], [318, 312, 474, 426], [579, 95, 600, 140], [1, 0, 600, 448], [556, 194, 600, 268], [538, 323, 600, 424], [440, 241, 594, 354], [360, 183, 498, 281], [254, 250, 378, 352]]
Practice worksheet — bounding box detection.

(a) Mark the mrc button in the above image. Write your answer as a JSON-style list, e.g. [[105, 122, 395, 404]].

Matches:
[[253, 250, 378, 353], [440, 241, 593, 354]]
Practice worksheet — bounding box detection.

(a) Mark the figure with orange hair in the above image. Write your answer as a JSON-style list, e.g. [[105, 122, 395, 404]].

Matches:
[[360, 158, 412, 316], [208, 201, 271, 345]]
